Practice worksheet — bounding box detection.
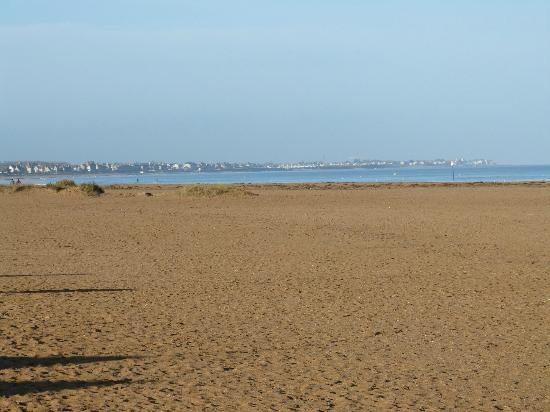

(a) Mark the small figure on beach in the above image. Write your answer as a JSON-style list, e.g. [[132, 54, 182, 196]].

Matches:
[[10, 178, 15, 185], [16, 178, 22, 184]]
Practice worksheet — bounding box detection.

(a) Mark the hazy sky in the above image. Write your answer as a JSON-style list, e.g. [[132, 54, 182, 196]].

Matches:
[[1, 1, 549, 163]]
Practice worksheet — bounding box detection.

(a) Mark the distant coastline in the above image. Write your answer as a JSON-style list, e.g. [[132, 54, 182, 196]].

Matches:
[[3, 164, 550, 186], [0, 158, 493, 177]]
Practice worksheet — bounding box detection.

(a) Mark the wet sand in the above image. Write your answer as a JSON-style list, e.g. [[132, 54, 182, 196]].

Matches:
[[0, 183, 548, 410]]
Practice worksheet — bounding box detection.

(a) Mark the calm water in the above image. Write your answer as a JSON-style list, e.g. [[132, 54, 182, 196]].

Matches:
[[4, 165, 550, 186]]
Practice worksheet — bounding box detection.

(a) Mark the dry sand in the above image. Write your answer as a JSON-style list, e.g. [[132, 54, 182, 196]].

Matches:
[[0, 183, 548, 411]]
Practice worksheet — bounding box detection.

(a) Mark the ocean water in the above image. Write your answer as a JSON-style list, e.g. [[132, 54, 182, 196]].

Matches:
[[4, 165, 550, 186]]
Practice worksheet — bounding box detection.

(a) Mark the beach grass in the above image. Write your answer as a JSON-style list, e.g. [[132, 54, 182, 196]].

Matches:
[[79, 183, 105, 196], [180, 184, 257, 197], [8, 184, 34, 193], [46, 179, 77, 192]]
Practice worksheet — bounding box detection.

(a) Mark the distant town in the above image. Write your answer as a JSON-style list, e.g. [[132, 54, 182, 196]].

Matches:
[[0, 158, 494, 176]]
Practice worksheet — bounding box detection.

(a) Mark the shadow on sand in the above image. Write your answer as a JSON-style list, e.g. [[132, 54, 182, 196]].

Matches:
[[0, 273, 91, 278], [0, 355, 140, 370], [0, 355, 141, 396], [0, 379, 132, 396], [1, 288, 134, 294]]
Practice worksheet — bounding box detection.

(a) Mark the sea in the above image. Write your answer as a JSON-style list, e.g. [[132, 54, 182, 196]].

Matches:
[[3, 165, 550, 186]]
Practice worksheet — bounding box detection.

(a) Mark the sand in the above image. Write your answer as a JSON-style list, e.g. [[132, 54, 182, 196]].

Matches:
[[0, 183, 548, 411]]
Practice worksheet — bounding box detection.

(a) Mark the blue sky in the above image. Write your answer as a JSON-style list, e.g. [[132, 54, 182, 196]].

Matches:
[[1, 1, 549, 163]]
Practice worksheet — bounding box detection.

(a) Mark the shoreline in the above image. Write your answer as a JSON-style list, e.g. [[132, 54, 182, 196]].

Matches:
[[8, 163, 550, 179], [2, 180, 550, 190]]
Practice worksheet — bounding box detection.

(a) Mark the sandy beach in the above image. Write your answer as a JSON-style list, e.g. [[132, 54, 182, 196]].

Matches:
[[0, 183, 548, 411]]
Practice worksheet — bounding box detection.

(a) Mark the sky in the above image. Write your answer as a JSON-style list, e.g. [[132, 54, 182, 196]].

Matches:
[[0, 1, 549, 164]]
